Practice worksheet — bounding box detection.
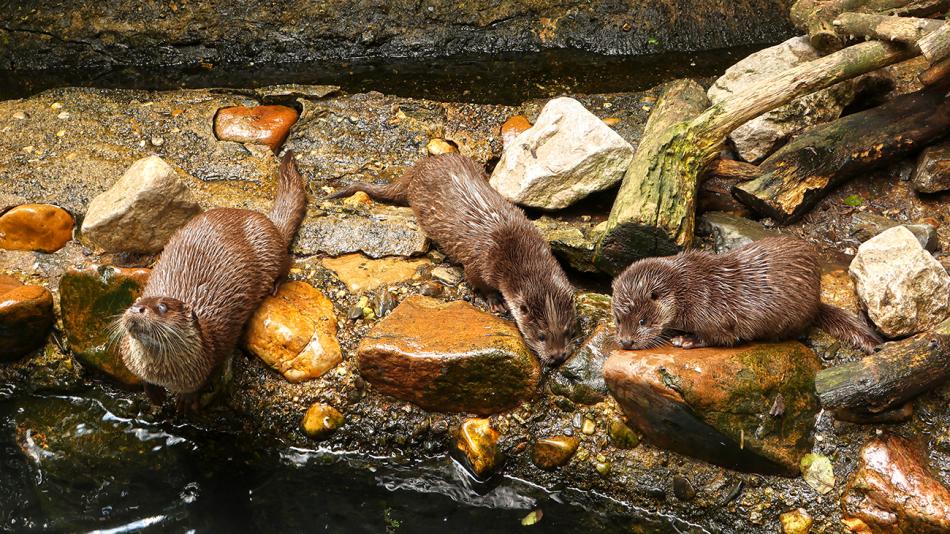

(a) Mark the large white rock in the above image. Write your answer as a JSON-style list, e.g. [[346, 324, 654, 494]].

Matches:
[[81, 156, 202, 253], [849, 226, 950, 338], [489, 97, 634, 210], [707, 36, 855, 163]]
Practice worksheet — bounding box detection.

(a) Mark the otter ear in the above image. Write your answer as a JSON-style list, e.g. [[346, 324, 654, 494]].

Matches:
[[519, 304, 529, 315], [649, 290, 659, 301], [191, 310, 198, 322]]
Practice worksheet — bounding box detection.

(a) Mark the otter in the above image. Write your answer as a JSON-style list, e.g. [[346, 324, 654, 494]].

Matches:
[[120, 152, 307, 409], [611, 236, 881, 353], [330, 153, 577, 366]]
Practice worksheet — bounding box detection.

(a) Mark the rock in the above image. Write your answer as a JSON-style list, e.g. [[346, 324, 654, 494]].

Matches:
[[780, 508, 813, 534], [604, 341, 821, 474], [800, 453, 835, 495], [300, 403, 345, 440], [532, 436, 579, 469], [296, 206, 429, 259], [0, 204, 74, 253], [0, 275, 54, 361], [321, 254, 429, 293], [849, 212, 938, 252], [501, 115, 532, 147], [489, 97, 635, 209], [425, 138, 458, 155], [911, 140, 950, 194], [374, 291, 399, 318], [707, 36, 854, 163], [81, 156, 202, 254], [242, 281, 342, 383], [214, 105, 298, 152], [533, 217, 600, 273], [672, 476, 696, 501], [608, 420, 640, 449], [849, 226, 950, 338], [59, 265, 150, 385], [841, 434, 950, 533], [454, 418, 503, 480], [551, 324, 614, 404], [341, 190, 372, 208], [356, 295, 540, 415], [699, 211, 780, 253], [430, 265, 463, 286]]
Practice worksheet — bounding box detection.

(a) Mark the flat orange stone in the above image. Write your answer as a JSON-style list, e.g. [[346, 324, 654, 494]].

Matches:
[[0, 277, 54, 360], [214, 105, 299, 152], [501, 115, 532, 146], [0, 204, 74, 253]]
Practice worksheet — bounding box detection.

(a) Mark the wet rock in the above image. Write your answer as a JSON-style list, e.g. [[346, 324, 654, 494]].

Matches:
[[454, 418, 503, 480], [608, 419, 640, 449], [357, 296, 540, 415], [604, 342, 821, 474], [489, 97, 635, 209], [59, 265, 150, 385], [699, 211, 780, 253], [425, 138, 458, 155], [242, 281, 341, 383], [0, 204, 74, 253], [672, 476, 696, 501], [533, 217, 600, 273], [296, 206, 429, 259], [552, 324, 614, 404], [501, 115, 532, 147], [300, 403, 345, 440], [532, 436, 579, 469], [800, 453, 835, 495], [214, 105, 298, 152], [841, 434, 950, 533], [321, 254, 429, 293], [912, 140, 950, 194], [81, 156, 202, 254], [430, 265, 463, 287], [374, 291, 399, 318], [849, 226, 950, 338], [780, 508, 813, 534], [707, 36, 855, 163], [849, 212, 938, 252], [0, 275, 54, 361]]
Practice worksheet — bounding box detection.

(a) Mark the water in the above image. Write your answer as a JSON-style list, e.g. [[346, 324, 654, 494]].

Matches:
[[0, 47, 758, 104], [0, 389, 698, 533]]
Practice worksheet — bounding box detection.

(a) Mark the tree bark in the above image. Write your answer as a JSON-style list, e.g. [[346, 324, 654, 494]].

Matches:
[[920, 55, 950, 84], [732, 85, 950, 224], [707, 159, 761, 182], [791, 0, 950, 51], [833, 12, 945, 46], [815, 318, 950, 413], [920, 21, 950, 63]]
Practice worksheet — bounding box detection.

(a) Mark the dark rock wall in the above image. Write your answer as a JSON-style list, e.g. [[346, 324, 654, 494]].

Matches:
[[1, 0, 795, 70]]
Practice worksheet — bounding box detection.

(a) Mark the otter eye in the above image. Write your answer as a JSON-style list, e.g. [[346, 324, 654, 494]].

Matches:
[[649, 291, 659, 301], [538, 334, 546, 342], [157, 303, 168, 314], [639, 318, 646, 326]]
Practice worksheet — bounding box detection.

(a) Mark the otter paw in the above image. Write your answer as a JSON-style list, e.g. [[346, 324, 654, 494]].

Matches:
[[485, 294, 508, 314], [671, 335, 703, 349]]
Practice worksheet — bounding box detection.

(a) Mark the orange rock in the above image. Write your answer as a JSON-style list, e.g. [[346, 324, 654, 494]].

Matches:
[[322, 253, 429, 292], [243, 281, 341, 382], [501, 115, 532, 146], [532, 436, 579, 469], [455, 418, 503, 479], [426, 138, 458, 155], [602, 117, 621, 126], [214, 105, 298, 152], [0, 204, 74, 253], [0, 276, 54, 360], [301, 402, 345, 440]]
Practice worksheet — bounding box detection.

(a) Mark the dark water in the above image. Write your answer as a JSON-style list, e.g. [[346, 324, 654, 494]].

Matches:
[[0, 47, 758, 104], [0, 386, 701, 533]]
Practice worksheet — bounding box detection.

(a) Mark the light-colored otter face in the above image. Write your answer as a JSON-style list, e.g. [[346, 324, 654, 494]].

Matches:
[[612, 260, 677, 350], [121, 296, 201, 358], [510, 284, 578, 368]]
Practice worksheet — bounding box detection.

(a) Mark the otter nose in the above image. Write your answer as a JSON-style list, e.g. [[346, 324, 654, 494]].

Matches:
[[132, 305, 146, 314], [620, 339, 634, 350]]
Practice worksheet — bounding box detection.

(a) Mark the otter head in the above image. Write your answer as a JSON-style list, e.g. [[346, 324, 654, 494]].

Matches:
[[121, 296, 201, 356], [611, 259, 678, 350], [509, 282, 578, 368]]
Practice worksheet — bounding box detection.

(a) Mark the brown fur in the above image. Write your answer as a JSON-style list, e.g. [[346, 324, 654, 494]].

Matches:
[[611, 237, 881, 353], [330, 153, 578, 365], [120, 151, 308, 403]]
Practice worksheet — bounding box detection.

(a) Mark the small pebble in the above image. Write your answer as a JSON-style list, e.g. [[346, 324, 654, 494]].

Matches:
[[151, 136, 164, 147]]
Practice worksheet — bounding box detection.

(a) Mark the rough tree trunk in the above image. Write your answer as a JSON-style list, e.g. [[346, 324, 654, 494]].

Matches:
[[733, 84, 950, 223], [920, 21, 950, 62], [791, 0, 950, 51], [833, 12, 945, 46], [815, 318, 950, 413]]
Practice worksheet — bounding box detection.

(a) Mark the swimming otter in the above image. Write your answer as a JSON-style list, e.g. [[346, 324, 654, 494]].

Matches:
[[330, 153, 578, 366], [611, 236, 881, 353], [120, 152, 307, 409]]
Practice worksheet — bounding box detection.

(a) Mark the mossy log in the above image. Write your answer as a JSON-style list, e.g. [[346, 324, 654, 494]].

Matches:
[[733, 84, 950, 223], [815, 318, 950, 413], [833, 12, 945, 46], [708, 159, 761, 181], [791, 0, 950, 51], [594, 41, 913, 273]]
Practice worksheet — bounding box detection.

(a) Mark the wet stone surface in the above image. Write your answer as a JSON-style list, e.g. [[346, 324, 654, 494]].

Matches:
[[0, 204, 74, 253], [0, 275, 54, 361]]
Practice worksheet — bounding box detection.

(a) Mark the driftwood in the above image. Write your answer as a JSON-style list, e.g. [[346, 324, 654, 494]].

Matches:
[[815, 318, 950, 413], [733, 84, 950, 223], [920, 21, 950, 63], [920, 56, 950, 83], [792, 0, 950, 51], [833, 12, 945, 46], [593, 40, 915, 273]]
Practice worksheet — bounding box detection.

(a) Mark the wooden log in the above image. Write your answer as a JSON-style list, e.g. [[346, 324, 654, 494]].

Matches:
[[833, 13, 945, 46], [732, 85, 950, 224], [594, 40, 914, 273], [707, 159, 761, 182], [920, 21, 950, 63], [920, 55, 950, 84], [791, 0, 950, 51], [815, 318, 950, 413], [699, 160, 760, 215]]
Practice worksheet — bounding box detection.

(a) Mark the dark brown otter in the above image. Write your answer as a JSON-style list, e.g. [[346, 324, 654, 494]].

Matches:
[[330, 153, 578, 366], [120, 152, 307, 408], [611, 236, 881, 353]]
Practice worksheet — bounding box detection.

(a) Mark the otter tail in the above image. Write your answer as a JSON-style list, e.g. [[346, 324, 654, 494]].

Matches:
[[816, 303, 882, 354], [270, 151, 308, 246], [327, 173, 411, 206]]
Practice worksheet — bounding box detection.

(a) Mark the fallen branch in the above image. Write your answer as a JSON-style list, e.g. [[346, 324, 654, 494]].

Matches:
[[707, 159, 761, 182], [833, 12, 945, 46], [920, 21, 950, 63], [791, 0, 950, 51], [920, 56, 950, 83]]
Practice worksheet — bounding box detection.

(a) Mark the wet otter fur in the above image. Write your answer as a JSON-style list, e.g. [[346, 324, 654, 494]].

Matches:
[[611, 236, 881, 353], [330, 153, 578, 365], [120, 152, 307, 409]]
